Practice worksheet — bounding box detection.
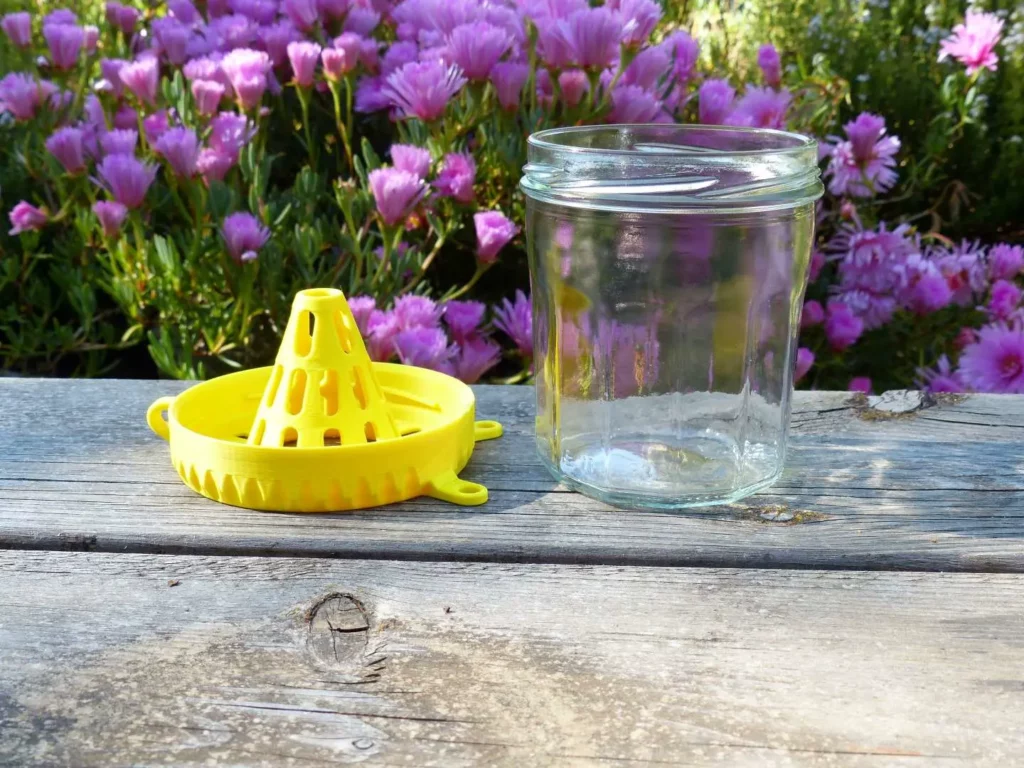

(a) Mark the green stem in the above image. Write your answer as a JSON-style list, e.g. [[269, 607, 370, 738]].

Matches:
[[329, 81, 354, 172], [442, 262, 491, 301], [295, 86, 317, 167]]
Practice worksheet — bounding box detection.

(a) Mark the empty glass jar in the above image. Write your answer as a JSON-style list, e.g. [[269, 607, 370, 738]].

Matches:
[[522, 125, 823, 508]]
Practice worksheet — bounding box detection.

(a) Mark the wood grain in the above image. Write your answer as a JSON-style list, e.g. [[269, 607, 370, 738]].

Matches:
[[1, 379, 1024, 571], [1, 550, 1022, 767]]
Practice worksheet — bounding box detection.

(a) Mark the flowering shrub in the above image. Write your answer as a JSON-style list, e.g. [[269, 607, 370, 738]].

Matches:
[[0, 0, 1021, 393]]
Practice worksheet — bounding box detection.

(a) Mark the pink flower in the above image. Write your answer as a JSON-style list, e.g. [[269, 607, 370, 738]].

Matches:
[[959, 323, 1024, 393], [209, 112, 256, 159], [757, 43, 782, 88], [698, 79, 735, 125], [154, 127, 201, 177], [826, 113, 900, 198], [474, 211, 518, 264], [933, 240, 988, 306], [824, 301, 864, 350], [322, 34, 361, 80], [347, 296, 376, 336], [192, 79, 226, 115], [608, 85, 661, 123], [221, 212, 270, 262], [986, 279, 1022, 320], [567, 7, 621, 70], [726, 86, 791, 129], [393, 295, 442, 329], [152, 17, 190, 66], [258, 21, 303, 68], [907, 272, 953, 314], [613, 0, 661, 48], [848, 376, 872, 394], [365, 309, 400, 361], [391, 144, 432, 179], [446, 22, 512, 81], [95, 154, 158, 209], [393, 326, 456, 372], [384, 61, 466, 122], [197, 148, 236, 183], [794, 347, 814, 382], [44, 23, 84, 70], [917, 355, 964, 393], [100, 129, 139, 157], [493, 290, 532, 358], [8, 201, 47, 235], [0, 73, 41, 121], [143, 110, 171, 145], [120, 56, 161, 105], [621, 45, 669, 90], [830, 221, 913, 296], [287, 41, 322, 87], [939, 10, 1003, 75], [2, 13, 32, 48], [558, 69, 589, 107], [988, 244, 1024, 281], [45, 127, 86, 174], [442, 300, 486, 343], [490, 61, 529, 110], [434, 152, 476, 203], [801, 299, 825, 328], [536, 24, 575, 69], [283, 0, 320, 31], [221, 48, 271, 110], [451, 336, 501, 383], [809, 249, 826, 282], [662, 30, 699, 86], [92, 201, 128, 238], [368, 167, 427, 226]]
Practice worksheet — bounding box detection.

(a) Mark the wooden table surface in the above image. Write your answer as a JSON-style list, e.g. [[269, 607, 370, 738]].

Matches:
[[1, 379, 1022, 766]]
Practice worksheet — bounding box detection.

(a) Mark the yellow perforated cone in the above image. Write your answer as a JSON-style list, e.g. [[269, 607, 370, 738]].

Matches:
[[248, 288, 399, 448]]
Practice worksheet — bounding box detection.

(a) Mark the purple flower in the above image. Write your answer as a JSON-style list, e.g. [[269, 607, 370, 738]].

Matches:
[[959, 323, 1024, 393], [152, 18, 191, 66], [143, 110, 171, 145], [794, 347, 814, 382], [446, 21, 512, 81], [613, 0, 661, 48], [801, 299, 825, 328], [2, 13, 32, 48], [490, 61, 529, 110], [391, 144, 432, 179], [831, 289, 896, 330], [100, 59, 128, 97], [192, 79, 226, 115], [168, 0, 200, 24], [917, 355, 964, 394], [323, 34, 361, 80], [258, 21, 303, 68], [826, 113, 900, 198], [347, 296, 376, 335], [197, 148, 236, 182], [210, 14, 258, 51], [221, 48, 271, 110], [95, 155, 158, 209], [120, 56, 161, 105], [933, 240, 988, 306], [536, 24, 575, 69], [43, 9, 77, 26], [619, 45, 669, 91], [366, 309, 400, 361], [474, 211, 519, 263], [434, 152, 476, 203], [393, 295, 442, 329], [114, 104, 139, 130], [829, 221, 914, 296], [287, 41, 322, 87], [92, 201, 128, 238], [726, 86, 791, 129], [221, 212, 270, 262], [184, 57, 230, 88], [318, 0, 350, 19], [358, 38, 380, 71], [45, 127, 86, 174], [106, 2, 140, 36], [381, 40, 419, 76], [698, 79, 735, 124], [986, 280, 1022, 320], [384, 61, 467, 122], [662, 30, 699, 86], [848, 376, 872, 394], [494, 290, 532, 358], [939, 10, 1003, 75], [452, 336, 501, 383], [154, 127, 200, 177], [757, 43, 782, 88], [8, 202, 47, 236], [608, 85, 661, 123], [566, 7, 621, 70], [44, 23, 84, 70], [907, 271, 953, 314], [393, 326, 456, 372], [558, 69, 589, 107], [442, 300, 486, 343], [368, 167, 427, 226], [989, 244, 1024, 281], [209, 111, 255, 158], [283, 0, 320, 31], [824, 301, 864, 350], [0, 73, 41, 121], [346, 8, 380, 35], [100, 129, 139, 157]]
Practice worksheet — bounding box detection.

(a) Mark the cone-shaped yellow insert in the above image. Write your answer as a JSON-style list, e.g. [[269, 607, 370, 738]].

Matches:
[[247, 288, 399, 448]]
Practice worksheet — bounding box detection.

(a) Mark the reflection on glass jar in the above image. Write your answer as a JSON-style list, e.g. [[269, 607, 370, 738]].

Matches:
[[523, 125, 823, 508]]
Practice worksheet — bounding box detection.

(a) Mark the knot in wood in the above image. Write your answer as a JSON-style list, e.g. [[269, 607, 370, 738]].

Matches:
[[306, 593, 370, 667]]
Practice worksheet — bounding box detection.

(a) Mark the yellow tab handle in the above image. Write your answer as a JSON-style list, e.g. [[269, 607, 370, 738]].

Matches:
[[147, 396, 175, 441], [473, 420, 503, 441], [425, 470, 488, 506]]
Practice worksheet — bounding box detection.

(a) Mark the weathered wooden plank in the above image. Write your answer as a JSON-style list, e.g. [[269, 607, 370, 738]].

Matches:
[[1, 551, 1022, 767], [1, 379, 1024, 571]]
